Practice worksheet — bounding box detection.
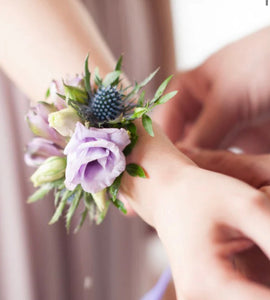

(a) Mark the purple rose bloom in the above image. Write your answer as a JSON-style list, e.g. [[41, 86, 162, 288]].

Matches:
[[26, 102, 66, 148], [64, 122, 130, 194], [25, 137, 64, 167]]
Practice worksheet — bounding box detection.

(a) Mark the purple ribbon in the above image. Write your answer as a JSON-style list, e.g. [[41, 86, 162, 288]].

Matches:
[[141, 267, 172, 300]]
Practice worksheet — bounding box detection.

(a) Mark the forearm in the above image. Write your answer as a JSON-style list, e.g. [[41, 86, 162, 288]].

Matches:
[[0, 0, 195, 227], [0, 0, 115, 100]]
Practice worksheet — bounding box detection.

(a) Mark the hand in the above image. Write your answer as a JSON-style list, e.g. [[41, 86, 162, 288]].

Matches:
[[161, 167, 270, 300], [122, 158, 270, 299], [154, 27, 270, 152], [179, 147, 270, 287]]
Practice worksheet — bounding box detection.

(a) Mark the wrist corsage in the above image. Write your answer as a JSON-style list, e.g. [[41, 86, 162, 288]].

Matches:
[[25, 55, 177, 232]]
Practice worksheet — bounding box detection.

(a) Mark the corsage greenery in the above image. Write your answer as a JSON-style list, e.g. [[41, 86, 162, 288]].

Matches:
[[25, 55, 177, 232]]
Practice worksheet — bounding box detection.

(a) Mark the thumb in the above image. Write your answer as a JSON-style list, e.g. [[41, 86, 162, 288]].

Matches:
[[182, 92, 237, 148]]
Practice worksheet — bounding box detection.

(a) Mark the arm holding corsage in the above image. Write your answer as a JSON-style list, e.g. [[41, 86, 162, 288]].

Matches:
[[2, 1, 270, 300]]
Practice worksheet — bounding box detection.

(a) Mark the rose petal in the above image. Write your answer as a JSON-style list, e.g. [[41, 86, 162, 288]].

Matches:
[[64, 123, 130, 193]]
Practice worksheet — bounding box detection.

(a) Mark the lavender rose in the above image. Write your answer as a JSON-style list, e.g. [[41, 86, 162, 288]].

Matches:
[[64, 122, 130, 194]]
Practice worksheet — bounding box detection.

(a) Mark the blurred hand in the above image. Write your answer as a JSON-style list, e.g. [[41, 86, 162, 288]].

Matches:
[[122, 161, 270, 299], [154, 27, 270, 153], [179, 147, 270, 287], [157, 166, 270, 300]]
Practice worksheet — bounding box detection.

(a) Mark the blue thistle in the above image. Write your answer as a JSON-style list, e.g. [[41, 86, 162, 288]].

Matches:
[[90, 85, 124, 122]]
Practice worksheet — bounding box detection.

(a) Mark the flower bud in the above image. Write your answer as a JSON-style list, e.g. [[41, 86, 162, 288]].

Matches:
[[26, 102, 66, 148], [92, 189, 107, 212], [31, 156, 66, 187], [48, 107, 81, 137], [25, 138, 63, 167]]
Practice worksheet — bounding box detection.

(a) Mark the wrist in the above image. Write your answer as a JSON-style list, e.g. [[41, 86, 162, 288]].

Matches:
[[121, 121, 196, 226]]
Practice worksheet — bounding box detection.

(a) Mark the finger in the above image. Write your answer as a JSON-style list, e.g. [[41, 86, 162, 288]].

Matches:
[[182, 92, 238, 148], [222, 120, 270, 153], [233, 246, 270, 286], [260, 185, 270, 197], [213, 257, 270, 300], [179, 147, 270, 188], [219, 274, 270, 300], [236, 192, 270, 260], [219, 238, 254, 257]]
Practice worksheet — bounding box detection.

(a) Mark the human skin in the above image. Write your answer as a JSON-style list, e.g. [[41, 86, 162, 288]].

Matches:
[[1, 1, 270, 299], [155, 26, 270, 153], [179, 148, 270, 287]]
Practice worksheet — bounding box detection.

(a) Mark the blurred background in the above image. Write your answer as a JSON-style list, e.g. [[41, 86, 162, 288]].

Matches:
[[0, 1, 269, 300]]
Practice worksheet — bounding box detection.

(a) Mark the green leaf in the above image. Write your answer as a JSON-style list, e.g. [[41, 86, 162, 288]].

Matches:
[[66, 188, 82, 232], [74, 207, 88, 233], [125, 122, 137, 135], [154, 90, 178, 105], [138, 68, 159, 89], [124, 83, 139, 100], [109, 174, 123, 201], [126, 163, 146, 178], [49, 190, 70, 224], [64, 84, 88, 104], [103, 71, 121, 87], [123, 123, 138, 156], [113, 55, 123, 85], [54, 190, 62, 207], [154, 75, 174, 100], [94, 67, 102, 86], [84, 54, 92, 95], [111, 198, 127, 214], [56, 93, 66, 101], [142, 114, 154, 137], [115, 55, 123, 71], [45, 87, 50, 99], [138, 91, 145, 106], [27, 183, 53, 203], [131, 107, 148, 119], [84, 192, 94, 209], [51, 178, 65, 188]]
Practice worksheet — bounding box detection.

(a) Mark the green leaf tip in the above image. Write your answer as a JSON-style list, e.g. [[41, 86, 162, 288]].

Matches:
[[126, 163, 147, 178], [63, 83, 88, 104], [84, 54, 92, 95], [65, 188, 82, 233], [139, 68, 159, 88], [74, 208, 88, 233], [109, 174, 123, 201], [103, 70, 121, 87], [154, 75, 174, 100], [94, 67, 102, 86], [138, 90, 145, 106], [142, 114, 154, 137], [115, 55, 123, 71], [27, 183, 53, 203], [155, 90, 178, 105], [49, 190, 70, 225], [45, 87, 50, 99], [111, 198, 127, 214]]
